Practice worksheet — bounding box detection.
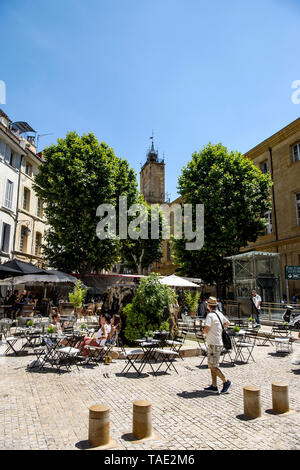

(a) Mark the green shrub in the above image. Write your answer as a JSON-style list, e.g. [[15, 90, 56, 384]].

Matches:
[[123, 273, 177, 343], [27, 320, 34, 327], [233, 325, 240, 333]]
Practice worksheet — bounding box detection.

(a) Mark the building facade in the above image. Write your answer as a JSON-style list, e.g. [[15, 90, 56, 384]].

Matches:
[[0, 109, 26, 262], [244, 117, 300, 300], [0, 108, 46, 266]]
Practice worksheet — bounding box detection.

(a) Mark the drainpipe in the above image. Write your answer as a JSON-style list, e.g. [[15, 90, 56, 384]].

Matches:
[[268, 147, 279, 247], [12, 155, 24, 258]]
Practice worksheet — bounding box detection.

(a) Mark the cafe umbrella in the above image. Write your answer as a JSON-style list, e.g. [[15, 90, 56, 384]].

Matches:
[[0, 265, 26, 280], [0, 270, 81, 297], [2, 259, 47, 275]]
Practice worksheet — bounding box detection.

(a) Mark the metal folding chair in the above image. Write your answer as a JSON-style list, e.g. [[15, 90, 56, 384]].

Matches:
[[195, 332, 208, 366], [0, 318, 13, 339], [152, 348, 179, 375], [234, 330, 257, 363], [120, 348, 145, 376], [165, 329, 187, 360], [274, 337, 293, 354], [56, 346, 81, 371], [84, 341, 114, 365], [5, 336, 22, 356]]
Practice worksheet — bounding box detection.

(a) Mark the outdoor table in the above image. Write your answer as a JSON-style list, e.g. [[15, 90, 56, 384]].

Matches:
[[134, 339, 163, 375], [33, 334, 67, 370], [63, 333, 85, 348], [20, 328, 43, 349]]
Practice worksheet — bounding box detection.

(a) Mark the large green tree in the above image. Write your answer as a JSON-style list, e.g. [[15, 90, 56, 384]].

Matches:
[[34, 132, 138, 273], [120, 201, 164, 274], [172, 143, 273, 293]]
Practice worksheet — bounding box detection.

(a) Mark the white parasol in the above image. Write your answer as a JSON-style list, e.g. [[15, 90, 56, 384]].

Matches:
[[159, 274, 200, 288]]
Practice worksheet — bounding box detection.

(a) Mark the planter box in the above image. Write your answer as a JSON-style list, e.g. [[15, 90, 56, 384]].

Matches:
[[59, 302, 75, 316]]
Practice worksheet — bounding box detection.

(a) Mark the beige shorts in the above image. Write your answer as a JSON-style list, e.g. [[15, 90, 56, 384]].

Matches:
[[207, 344, 223, 368]]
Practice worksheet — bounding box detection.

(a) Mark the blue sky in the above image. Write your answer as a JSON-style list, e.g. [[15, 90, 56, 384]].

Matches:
[[1, 0, 300, 200]]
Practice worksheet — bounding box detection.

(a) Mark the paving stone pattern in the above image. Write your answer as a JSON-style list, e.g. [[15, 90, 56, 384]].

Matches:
[[0, 339, 300, 450]]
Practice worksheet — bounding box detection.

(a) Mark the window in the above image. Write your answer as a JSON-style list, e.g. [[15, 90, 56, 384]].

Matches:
[[14, 154, 21, 170], [34, 232, 42, 256], [23, 188, 30, 211], [296, 193, 300, 226], [293, 143, 300, 163], [25, 162, 32, 177], [20, 226, 29, 253], [260, 160, 269, 174], [4, 144, 13, 166], [37, 198, 43, 218], [265, 210, 273, 234], [1, 223, 11, 253], [4, 180, 14, 209], [0, 140, 5, 159]]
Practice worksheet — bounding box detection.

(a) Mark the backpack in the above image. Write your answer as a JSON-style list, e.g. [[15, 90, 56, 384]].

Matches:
[[214, 311, 232, 350]]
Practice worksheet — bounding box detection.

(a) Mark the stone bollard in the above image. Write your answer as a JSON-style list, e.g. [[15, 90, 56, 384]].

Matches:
[[272, 382, 289, 414], [88, 404, 110, 447], [243, 386, 261, 419], [132, 400, 152, 440]]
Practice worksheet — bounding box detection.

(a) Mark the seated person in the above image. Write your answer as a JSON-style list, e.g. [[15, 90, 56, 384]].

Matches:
[[106, 314, 122, 346], [48, 312, 63, 334], [79, 313, 111, 364]]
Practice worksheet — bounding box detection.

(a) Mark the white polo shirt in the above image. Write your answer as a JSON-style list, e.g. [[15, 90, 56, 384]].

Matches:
[[205, 310, 229, 346], [252, 294, 261, 310]]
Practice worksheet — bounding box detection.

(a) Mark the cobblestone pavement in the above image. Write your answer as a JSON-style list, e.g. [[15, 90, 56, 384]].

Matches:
[[0, 338, 300, 450]]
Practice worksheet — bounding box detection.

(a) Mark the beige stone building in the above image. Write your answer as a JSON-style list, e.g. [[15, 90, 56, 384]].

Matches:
[[150, 118, 300, 299], [244, 117, 300, 299], [0, 109, 46, 266], [13, 141, 46, 266]]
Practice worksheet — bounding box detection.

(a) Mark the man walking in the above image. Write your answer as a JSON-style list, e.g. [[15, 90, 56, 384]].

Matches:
[[251, 289, 261, 327], [202, 296, 231, 394]]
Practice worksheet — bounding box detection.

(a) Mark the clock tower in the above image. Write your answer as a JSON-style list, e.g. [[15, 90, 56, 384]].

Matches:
[[140, 136, 165, 204]]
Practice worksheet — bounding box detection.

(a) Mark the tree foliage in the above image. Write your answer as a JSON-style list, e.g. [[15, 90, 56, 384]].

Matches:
[[172, 143, 273, 290], [120, 202, 163, 274], [34, 132, 138, 273]]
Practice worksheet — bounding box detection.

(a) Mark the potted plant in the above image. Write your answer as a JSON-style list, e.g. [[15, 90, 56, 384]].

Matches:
[[233, 325, 240, 335], [184, 291, 200, 316], [27, 320, 34, 328], [68, 280, 88, 316], [47, 326, 56, 335], [248, 317, 254, 328]]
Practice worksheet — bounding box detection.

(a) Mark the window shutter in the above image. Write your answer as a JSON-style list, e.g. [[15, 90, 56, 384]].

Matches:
[[1, 223, 11, 253]]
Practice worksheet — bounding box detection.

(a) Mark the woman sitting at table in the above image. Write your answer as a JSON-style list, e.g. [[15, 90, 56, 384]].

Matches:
[[106, 314, 122, 346], [78, 313, 111, 364]]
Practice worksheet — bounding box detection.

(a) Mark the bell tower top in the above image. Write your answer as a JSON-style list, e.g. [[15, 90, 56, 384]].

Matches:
[[140, 133, 165, 204]]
